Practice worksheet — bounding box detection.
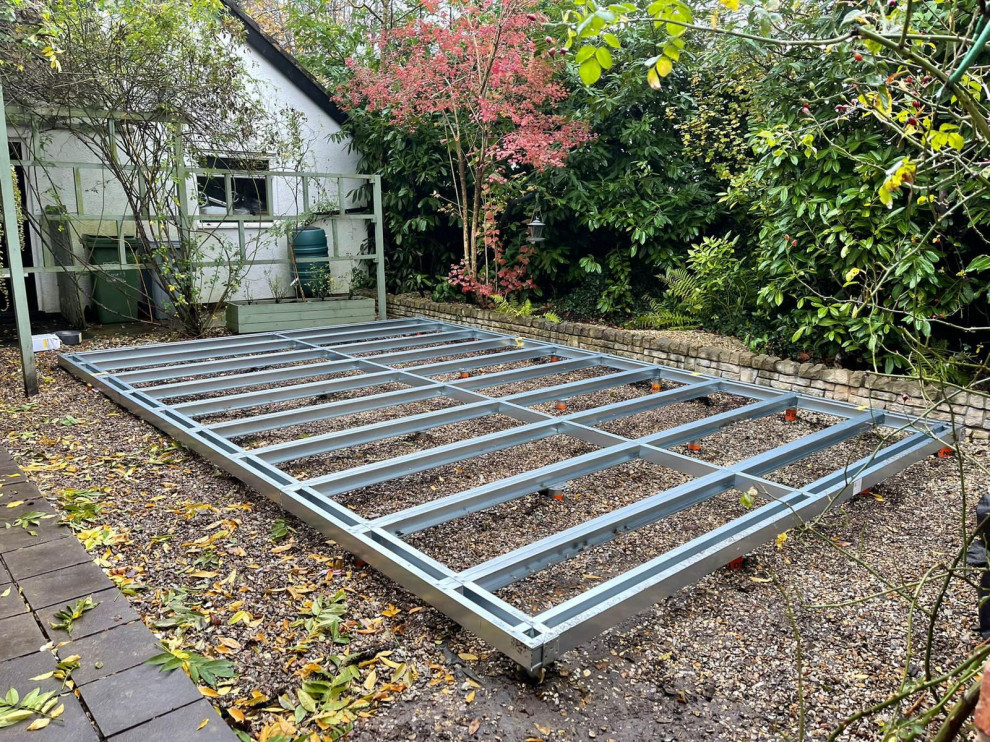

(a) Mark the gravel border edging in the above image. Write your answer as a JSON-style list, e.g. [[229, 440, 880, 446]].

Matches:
[[386, 294, 989, 438]]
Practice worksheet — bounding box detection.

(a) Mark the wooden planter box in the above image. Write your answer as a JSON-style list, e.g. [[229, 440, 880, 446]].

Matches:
[[225, 296, 376, 333]]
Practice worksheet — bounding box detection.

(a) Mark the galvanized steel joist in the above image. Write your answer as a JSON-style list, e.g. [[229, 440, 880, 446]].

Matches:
[[59, 317, 956, 673]]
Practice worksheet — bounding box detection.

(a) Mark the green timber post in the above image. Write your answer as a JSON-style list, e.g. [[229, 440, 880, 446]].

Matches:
[[373, 174, 386, 320], [0, 85, 38, 396]]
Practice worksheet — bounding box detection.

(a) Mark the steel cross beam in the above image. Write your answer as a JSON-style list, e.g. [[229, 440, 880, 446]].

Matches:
[[59, 317, 955, 674]]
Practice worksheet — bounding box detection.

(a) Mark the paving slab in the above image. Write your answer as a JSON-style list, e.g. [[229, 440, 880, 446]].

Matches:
[[3, 537, 91, 580], [0, 651, 65, 696], [108, 698, 238, 742], [0, 512, 67, 554], [79, 662, 203, 737], [0, 613, 47, 663], [0, 690, 100, 741], [18, 561, 113, 610], [0, 481, 48, 501], [37, 587, 139, 642], [0, 584, 30, 621], [60, 621, 160, 686], [0, 445, 236, 742]]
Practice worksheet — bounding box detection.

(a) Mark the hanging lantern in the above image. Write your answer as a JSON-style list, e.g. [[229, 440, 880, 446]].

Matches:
[[526, 208, 545, 243]]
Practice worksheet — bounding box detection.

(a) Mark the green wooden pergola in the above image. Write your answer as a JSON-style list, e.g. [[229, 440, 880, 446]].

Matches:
[[0, 85, 388, 397]]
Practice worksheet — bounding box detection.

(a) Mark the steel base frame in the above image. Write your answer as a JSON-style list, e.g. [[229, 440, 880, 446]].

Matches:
[[59, 318, 956, 674]]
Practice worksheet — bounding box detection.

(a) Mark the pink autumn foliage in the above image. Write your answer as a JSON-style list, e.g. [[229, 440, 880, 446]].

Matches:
[[340, 0, 590, 171], [336, 0, 592, 301]]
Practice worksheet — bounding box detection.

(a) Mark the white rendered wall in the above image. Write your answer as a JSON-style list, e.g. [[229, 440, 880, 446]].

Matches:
[[9, 40, 366, 316]]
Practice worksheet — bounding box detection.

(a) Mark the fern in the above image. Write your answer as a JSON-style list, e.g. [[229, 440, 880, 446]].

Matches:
[[626, 298, 698, 330], [659, 267, 701, 303], [492, 294, 560, 323]]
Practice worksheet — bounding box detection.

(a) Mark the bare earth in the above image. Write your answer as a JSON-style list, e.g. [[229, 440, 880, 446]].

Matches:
[[0, 326, 984, 741]]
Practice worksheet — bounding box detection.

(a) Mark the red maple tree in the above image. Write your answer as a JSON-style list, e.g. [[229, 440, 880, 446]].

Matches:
[[338, 0, 591, 299]]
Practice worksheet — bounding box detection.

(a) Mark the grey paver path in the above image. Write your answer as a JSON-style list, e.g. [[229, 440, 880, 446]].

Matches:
[[0, 446, 238, 741]]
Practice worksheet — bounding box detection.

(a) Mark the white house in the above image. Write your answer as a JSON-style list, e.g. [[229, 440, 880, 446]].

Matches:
[[4, 0, 369, 320]]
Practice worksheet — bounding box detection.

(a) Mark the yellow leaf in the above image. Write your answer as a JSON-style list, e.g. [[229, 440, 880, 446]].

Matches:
[[229, 708, 246, 723], [466, 690, 476, 703], [719, 0, 739, 9], [197, 718, 209, 730], [26, 718, 51, 731], [1, 587, 10, 599], [364, 669, 377, 690], [458, 653, 478, 662], [6, 500, 26, 508], [187, 570, 219, 578], [647, 67, 662, 90], [229, 610, 252, 625], [381, 604, 402, 618], [50, 703, 64, 719], [776, 532, 788, 549], [199, 686, 220, 698], [656, 58, 673, 77], [750, 576, 772, 583]]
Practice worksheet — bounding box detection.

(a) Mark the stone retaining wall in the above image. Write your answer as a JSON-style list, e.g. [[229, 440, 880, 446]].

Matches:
[[387, 294, 988, 439]]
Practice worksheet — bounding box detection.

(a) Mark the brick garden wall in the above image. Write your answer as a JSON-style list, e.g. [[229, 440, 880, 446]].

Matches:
[[387, 294, 989, 439]]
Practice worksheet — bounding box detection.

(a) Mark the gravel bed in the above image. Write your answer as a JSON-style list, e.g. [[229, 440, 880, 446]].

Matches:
[[395, 345, 534, 371], [333, 434, 598, 519], [234, 394, 462, 450], [0, 326, 985, 742], [284, 413, 525, 481], [407, 458, 694, 572], [166, 367, 367, 405], [496, 487, 753, 614], [196, 379, 411, 425]]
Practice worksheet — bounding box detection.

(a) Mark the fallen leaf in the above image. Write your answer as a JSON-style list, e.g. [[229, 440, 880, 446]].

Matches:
[[458, 652, 478, 662], [228, 708, 246, 723], [468, 717, 481, 735], [197, 719, 209, 730], [26, 718, 51, 731], [465, 690, 475, 703]]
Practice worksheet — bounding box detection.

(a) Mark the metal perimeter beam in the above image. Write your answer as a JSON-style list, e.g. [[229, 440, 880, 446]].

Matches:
[[58, 317, 957, 674]]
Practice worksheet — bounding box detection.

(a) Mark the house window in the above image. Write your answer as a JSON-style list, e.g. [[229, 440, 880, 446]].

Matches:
[[196, 155, 271, 217]]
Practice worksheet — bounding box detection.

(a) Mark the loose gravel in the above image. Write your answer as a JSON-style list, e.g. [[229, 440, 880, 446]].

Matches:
[[0, 325, 985, 742]]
